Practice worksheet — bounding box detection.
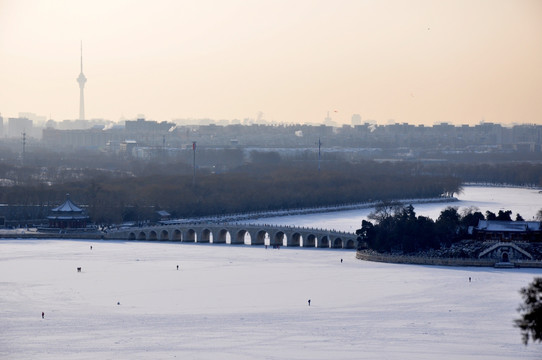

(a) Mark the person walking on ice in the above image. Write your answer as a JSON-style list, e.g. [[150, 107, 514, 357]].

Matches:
[[308, 299, 311, 306], [41, 312, 44, 319]]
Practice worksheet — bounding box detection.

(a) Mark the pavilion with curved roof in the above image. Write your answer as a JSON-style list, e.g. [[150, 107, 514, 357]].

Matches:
[[47, 193, 89, 229]]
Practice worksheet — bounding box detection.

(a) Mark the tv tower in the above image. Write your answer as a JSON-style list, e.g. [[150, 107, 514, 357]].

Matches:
[[76, 41, 87, 120]]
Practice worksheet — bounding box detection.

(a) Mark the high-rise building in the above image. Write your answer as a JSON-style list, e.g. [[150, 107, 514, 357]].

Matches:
[[323, 111, 333, 126], [8, 117, 32, 138], [76, 42, 87, 121], [351, 114, 362, 126]]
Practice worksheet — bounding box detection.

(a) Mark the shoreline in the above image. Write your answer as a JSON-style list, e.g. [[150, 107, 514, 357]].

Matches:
[[0, 231, 104, 239], [462, 183, 542, 190], [356, 249, 542, 269], [162, 196, 458, 225]]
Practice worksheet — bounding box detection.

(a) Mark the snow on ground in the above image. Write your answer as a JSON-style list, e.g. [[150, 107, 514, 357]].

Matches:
[[1, 239, 541, 359], [246, 186, 542, 232]]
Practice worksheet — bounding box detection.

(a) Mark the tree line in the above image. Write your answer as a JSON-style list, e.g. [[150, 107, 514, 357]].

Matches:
[[419, 162, 542, 187], [1, 145, 540, 225], [0, 161, 461, 225]]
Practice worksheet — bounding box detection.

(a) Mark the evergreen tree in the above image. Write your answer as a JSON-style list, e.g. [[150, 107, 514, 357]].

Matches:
[[516, 278, 542, 345], [486, 211, 497, 221], [497, 210, 513, 221], [435, 207, 461, 245]]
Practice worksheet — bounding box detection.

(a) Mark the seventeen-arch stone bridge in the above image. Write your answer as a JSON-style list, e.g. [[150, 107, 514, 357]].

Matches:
[[105, 223, 359, 249]]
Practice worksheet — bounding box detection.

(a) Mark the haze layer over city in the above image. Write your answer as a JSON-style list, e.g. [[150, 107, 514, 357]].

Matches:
[[1, 0, 541, 126]]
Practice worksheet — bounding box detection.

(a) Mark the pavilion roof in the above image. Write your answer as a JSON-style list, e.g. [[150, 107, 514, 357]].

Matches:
[[51, 194, 84, 213]]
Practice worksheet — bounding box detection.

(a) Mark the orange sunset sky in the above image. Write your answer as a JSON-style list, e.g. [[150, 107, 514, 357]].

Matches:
[[1, 0, 541, 126]]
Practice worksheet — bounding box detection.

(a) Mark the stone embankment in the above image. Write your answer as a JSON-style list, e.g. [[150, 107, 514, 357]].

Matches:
[[356, 249, 542, 268], [0, 230, 103, 239], [357, 250, 494, 267]]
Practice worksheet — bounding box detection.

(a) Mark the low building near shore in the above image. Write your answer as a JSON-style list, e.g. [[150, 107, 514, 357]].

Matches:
[[472, 220, 542, 266], [474, 220, 542, 242]]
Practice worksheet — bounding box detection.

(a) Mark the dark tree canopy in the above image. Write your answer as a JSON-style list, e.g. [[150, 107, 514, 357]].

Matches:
[[486, 211, 497, 221], [459, 208, 485, 235], [497, 210, 513, 221], [516, 277, 542, 345], [361, 204, 444, 253], [359, 204, 524, 254]]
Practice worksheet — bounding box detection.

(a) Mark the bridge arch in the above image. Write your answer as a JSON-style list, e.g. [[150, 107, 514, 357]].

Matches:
[[233, 229, 249, 245], [200, 228, 212, 243], [318, 236, 329, 248], [172, 229, 182, 241], [149, 230, 158, 241], [251, 230, 267, 246], [344, 239, 355, 249], [333, 238, 343, 248], [128, 232, 136, 240], [160, 230, 169, 241], [185, 229, 196, 242], [288, 232, 301, 247], [272, 231, 286, 247], [137, 231, 146, 240], [214, 229, 229, 244], [304, 234, 316, 247]]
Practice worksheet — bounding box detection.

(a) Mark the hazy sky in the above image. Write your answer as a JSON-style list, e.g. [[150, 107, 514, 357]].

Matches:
[[1, 0, 541, 126]]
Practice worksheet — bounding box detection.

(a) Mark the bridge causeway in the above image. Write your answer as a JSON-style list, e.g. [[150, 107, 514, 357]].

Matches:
[[105, 223, 359, 249]]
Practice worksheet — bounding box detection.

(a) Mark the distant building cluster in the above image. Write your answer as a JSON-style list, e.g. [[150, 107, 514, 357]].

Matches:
[[2, 45, 540, 160], [0, 115, 539, 161]]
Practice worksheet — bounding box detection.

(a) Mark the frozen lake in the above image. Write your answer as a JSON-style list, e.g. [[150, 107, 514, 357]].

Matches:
[[247, 186, 542, 233], [1, 185, 541, 359], [1, 240, 541, 359]]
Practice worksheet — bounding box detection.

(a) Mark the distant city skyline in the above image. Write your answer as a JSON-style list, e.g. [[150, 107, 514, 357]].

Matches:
[[1, 0, 541, 126]]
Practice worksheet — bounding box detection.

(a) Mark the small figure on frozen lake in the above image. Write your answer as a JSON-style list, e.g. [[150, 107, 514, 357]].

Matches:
[[341, 258, 343, 263], [469, 277, 471, 282], [41, 312, 44, 319], [77, 267, 81, 272], [177, 265, 179, 270], [117, 302, 120, 305], [90, 245, 92, 250], [308, 299, 311, 306]]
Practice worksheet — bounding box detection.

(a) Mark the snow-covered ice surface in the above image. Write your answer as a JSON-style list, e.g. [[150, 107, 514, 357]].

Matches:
[[246, 186, 542, 232], [2, 185, 542, 359], [1, 240, 541, 359]]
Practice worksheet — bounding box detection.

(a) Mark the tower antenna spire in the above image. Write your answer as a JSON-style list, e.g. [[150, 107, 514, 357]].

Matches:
[[80, 40, 83, 73], [76, 41, 87, 120]]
